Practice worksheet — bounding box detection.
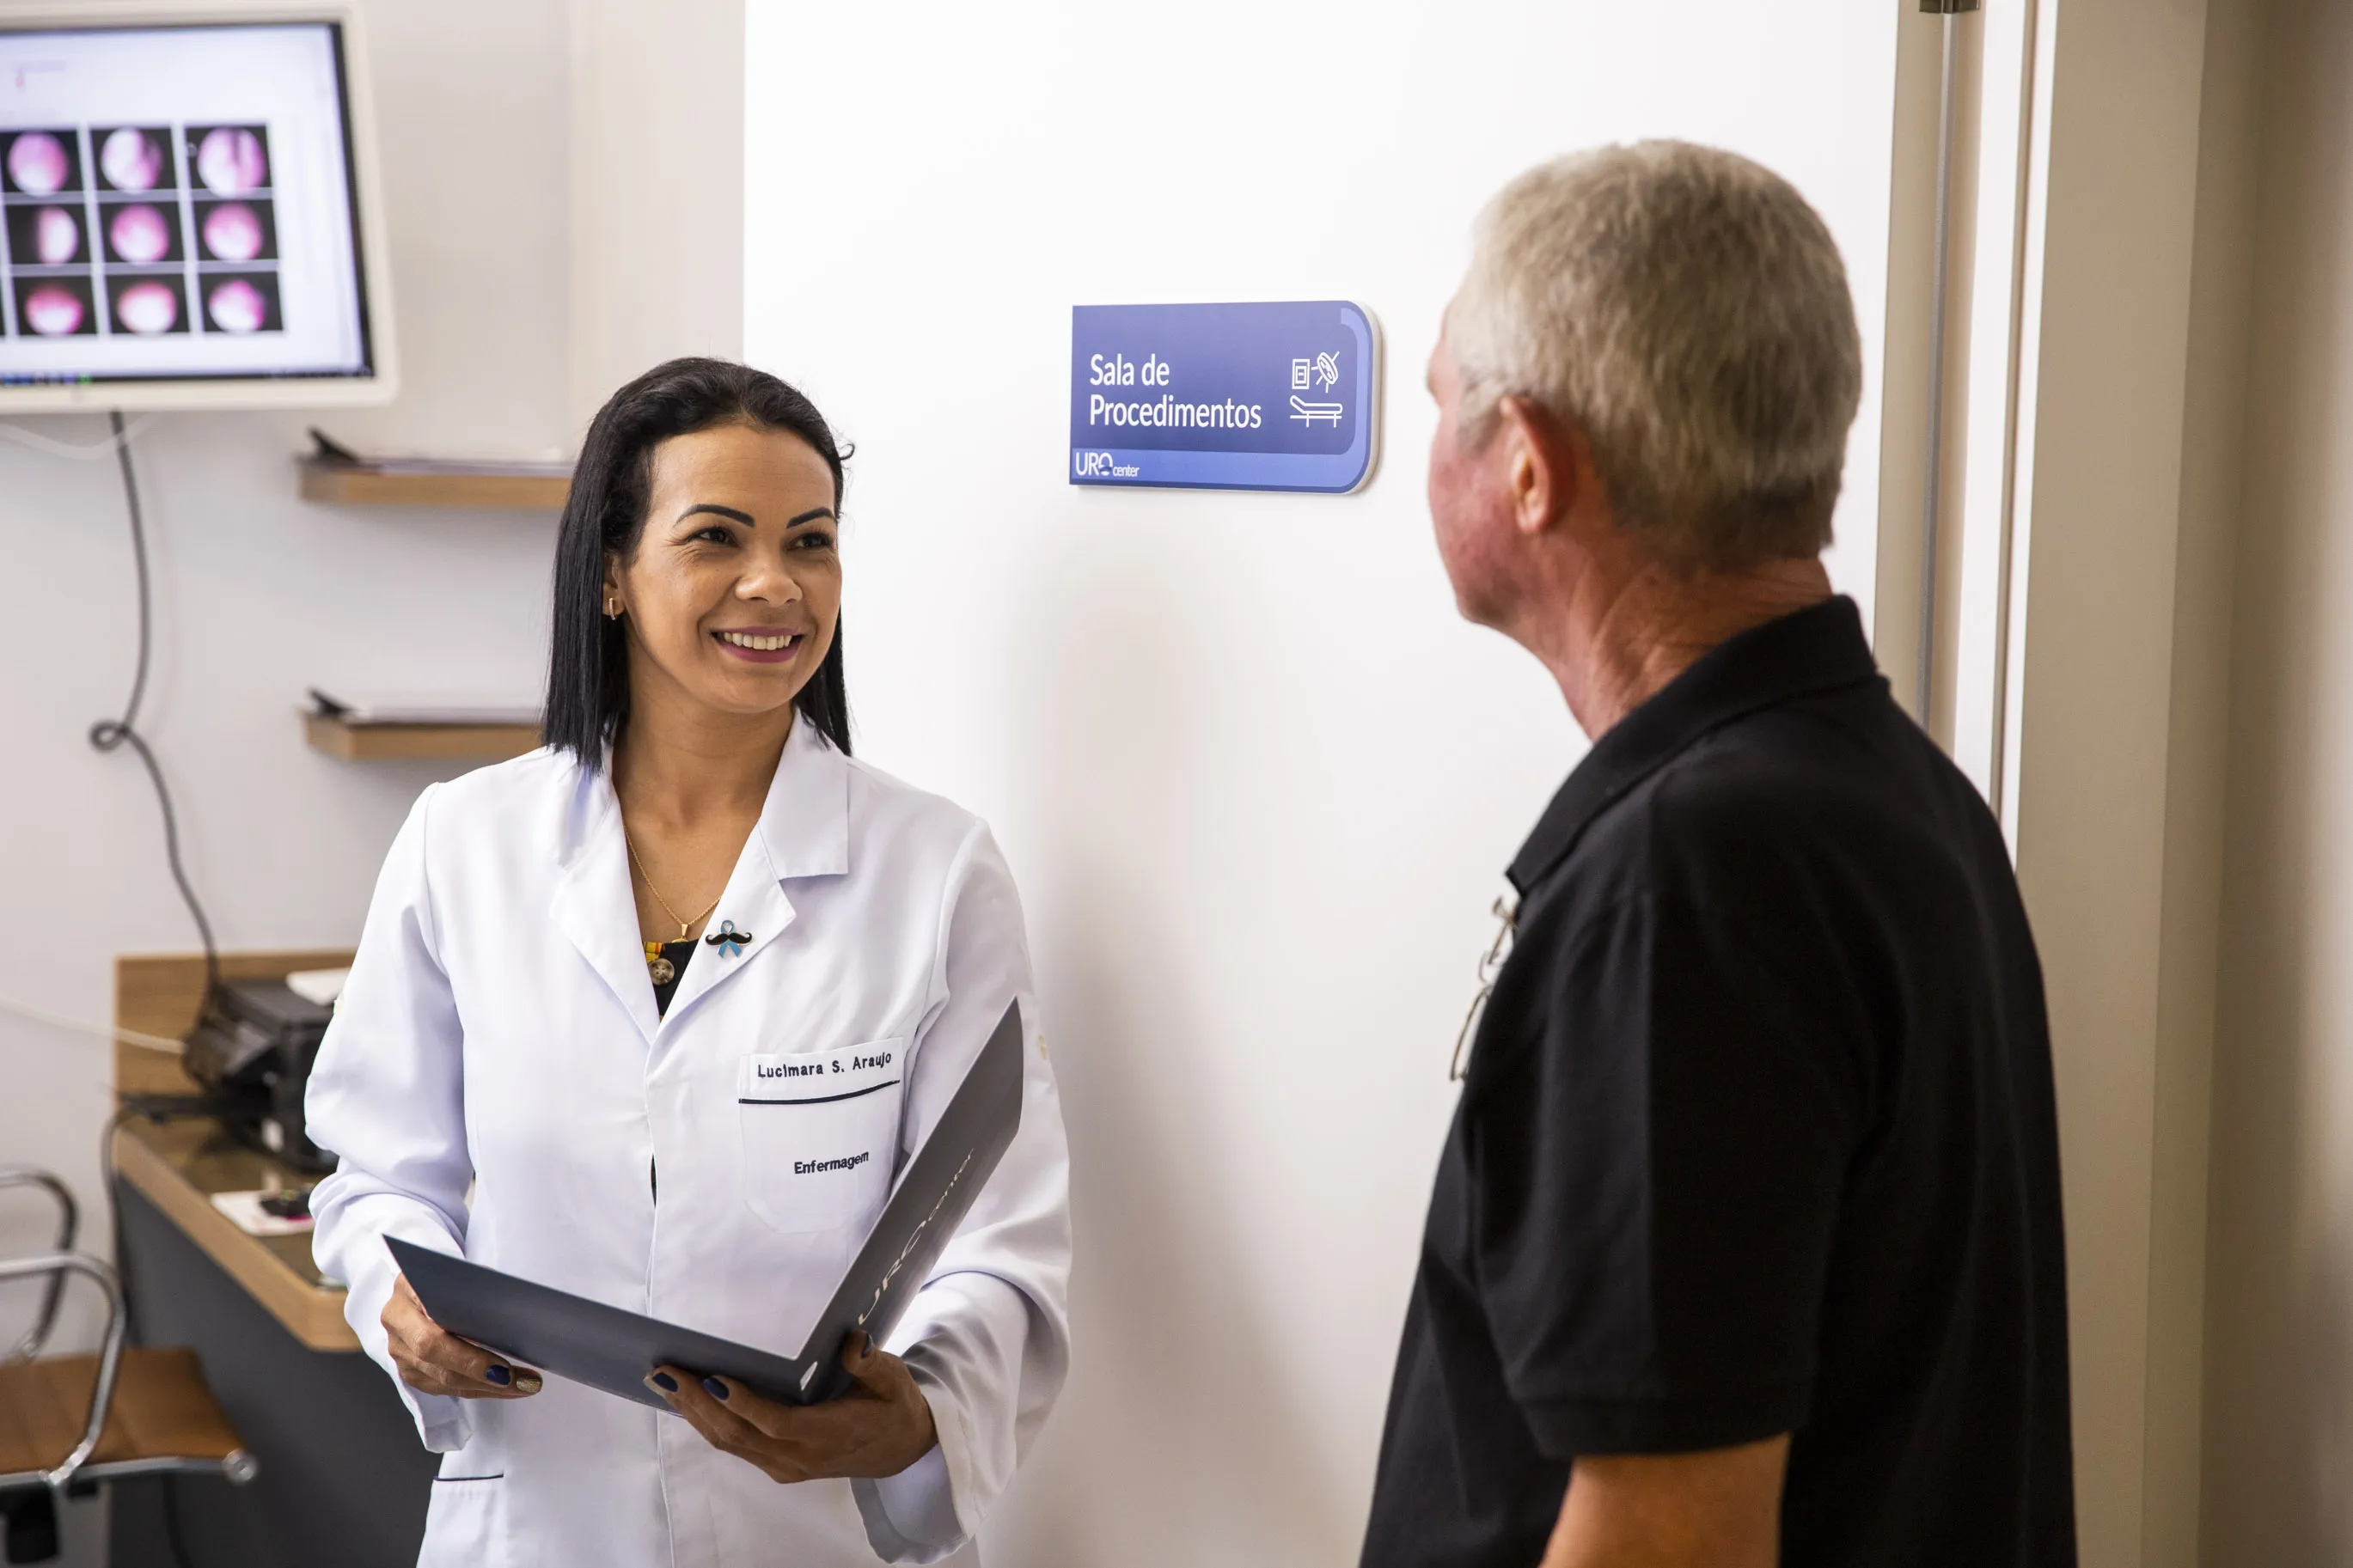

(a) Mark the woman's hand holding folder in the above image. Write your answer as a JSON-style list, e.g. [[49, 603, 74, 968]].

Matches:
[[644, 1331, 938, 1483], [384, 1272, 545, 1398]]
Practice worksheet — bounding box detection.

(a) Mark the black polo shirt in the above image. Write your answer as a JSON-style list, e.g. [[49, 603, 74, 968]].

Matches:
[[1361, 597, 2075, 1568]]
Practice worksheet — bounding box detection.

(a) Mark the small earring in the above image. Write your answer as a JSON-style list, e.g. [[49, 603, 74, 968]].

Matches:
[[604, 599, 620, 619]]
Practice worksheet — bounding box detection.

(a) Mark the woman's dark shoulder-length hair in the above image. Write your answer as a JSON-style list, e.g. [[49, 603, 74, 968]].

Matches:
[[544, 357, 852, 766]]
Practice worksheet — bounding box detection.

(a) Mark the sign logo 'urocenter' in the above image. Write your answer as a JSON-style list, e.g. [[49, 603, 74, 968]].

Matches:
[[1069, 301, 1381, 495]]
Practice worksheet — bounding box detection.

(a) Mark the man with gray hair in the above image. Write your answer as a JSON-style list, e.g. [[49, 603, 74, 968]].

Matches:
[[1360, 143, 2075, 1567]]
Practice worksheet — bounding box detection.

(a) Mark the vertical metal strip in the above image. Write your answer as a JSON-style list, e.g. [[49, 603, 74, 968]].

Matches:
[[1985, 0, 2041, 826], [1916, 7, 1965, 727]]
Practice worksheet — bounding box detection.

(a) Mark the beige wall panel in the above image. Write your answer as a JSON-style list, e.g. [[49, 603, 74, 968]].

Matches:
[[2203, 2, 2353, 1563], [2008, 1, 2215, 1564]]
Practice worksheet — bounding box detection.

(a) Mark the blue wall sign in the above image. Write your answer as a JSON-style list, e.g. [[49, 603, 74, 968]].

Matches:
[[1069, 300, 1380, 494]]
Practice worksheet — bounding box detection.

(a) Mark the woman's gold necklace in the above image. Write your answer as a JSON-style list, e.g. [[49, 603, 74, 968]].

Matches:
[[626, 838, 724, 987]]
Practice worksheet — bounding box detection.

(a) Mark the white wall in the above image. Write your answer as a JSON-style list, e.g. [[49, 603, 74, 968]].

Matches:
[[742, 5, 1898, 1561], [0, 2, 673, 1559], [567, 0, 744, 433]]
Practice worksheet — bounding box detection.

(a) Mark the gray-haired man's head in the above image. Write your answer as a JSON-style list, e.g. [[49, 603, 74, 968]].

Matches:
[[1427, 140, 1861, 624]]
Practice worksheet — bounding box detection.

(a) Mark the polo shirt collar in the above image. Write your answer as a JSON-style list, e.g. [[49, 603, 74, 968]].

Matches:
[[1507, 595, 1883, 896]]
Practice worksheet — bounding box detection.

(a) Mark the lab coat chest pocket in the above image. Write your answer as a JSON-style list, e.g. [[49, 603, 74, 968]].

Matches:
[[737, 1039, 906, 1235]]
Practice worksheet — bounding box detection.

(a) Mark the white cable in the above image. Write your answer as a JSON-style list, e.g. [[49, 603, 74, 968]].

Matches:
[[0, 992, 186, 1056], [0, 414, 155, 460]]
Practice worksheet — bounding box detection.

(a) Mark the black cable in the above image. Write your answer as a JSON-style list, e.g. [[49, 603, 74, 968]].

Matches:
[[86, 410, 220, 1004]]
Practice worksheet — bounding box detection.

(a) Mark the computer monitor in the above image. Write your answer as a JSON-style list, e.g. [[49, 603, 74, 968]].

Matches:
[[0, 9, 394, 410]]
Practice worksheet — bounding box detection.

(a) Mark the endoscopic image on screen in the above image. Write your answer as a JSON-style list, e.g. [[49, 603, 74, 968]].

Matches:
[[110, 275, 188, 338], [101, 201, 185, 268], [5, 203, 86, 268], [195, 198, 276, 265], [13, 275, 96, 338], [187, 125, 270, 199], [203, 272, 281, 335], [1, 129, 83, 198], [94, 126, 176, 195]]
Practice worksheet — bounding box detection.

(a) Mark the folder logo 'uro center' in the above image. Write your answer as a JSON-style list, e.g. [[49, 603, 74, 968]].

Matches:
[[859, 1149, 978, 1329]]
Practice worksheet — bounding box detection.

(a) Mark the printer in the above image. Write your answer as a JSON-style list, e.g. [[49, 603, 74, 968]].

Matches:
[[180, 978, 338, 1174]]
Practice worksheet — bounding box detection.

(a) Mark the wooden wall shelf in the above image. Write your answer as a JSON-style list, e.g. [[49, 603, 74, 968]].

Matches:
[[303, 711, 541, 763], [297, 459, 571, 511]]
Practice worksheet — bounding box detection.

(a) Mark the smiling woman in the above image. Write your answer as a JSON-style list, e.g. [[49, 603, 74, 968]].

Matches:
[[546, 357, 853, 761], [304, 357, 1073, 1568]]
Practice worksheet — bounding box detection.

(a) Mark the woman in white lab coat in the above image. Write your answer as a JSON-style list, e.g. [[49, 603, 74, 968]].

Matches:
[[307, 358, 1072, 1568]]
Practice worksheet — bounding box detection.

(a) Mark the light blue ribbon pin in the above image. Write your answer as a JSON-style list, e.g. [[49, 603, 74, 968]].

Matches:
[[705, 918, 749, 958]]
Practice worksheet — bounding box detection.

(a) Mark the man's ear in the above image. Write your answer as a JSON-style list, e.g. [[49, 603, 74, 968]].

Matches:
[[1495, 395, 1580, 539]]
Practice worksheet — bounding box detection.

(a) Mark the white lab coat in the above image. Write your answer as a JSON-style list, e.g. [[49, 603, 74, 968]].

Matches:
[[307, 720, 1072, 1567]]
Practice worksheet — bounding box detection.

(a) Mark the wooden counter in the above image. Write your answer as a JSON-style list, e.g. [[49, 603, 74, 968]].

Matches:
[[113, 950, 360, 1353], [111, 1117, 357, 1352]]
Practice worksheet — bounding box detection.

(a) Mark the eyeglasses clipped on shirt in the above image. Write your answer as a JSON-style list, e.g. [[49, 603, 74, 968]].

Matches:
[[1450, 892, 1520, 1082]]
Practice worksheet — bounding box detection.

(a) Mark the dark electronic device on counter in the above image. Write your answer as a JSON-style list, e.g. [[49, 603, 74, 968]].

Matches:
[[181, 978, 338, 1174]]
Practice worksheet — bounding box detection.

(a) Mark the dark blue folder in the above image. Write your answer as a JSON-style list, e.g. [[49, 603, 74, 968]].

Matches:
[[388, 999, 1024, 1410]]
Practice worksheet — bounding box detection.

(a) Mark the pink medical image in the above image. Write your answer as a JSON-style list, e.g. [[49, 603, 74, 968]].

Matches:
[[4, 131, 76, 197], [4, 203, 85, 266], [193, 126, 270, 196], [205, 275, 279, 334], [107, 204, 177, 266], [98, 127, 170, 193], [34, 206, 81, 265], [112, 278, 184, 336], [17, 280, 91, 337], [199, 201, 272, 264]]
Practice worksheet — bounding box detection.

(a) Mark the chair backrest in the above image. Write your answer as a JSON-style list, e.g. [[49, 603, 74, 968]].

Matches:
[[0, 1168, 79, 1364]]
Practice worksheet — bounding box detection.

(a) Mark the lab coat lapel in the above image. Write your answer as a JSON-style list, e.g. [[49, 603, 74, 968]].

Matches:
[[658, 719, 851, 1028], [550, 758, 663, 1043]]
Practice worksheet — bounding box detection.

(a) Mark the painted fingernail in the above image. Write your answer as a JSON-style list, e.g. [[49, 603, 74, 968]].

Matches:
[[649, 1372, 677, 1393], [703, 1377, 730, 1400], [484, 1365, 512, 1387], [513, 1373, 542, 1395]]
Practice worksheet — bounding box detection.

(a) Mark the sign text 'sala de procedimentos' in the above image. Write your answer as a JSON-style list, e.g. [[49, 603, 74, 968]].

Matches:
[[1068, 300, 1380, 494]]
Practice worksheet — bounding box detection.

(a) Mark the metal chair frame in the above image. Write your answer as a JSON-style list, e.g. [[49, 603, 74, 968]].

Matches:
[[0, 1167, 78, 1365], [0, 1169, 257, 1504]]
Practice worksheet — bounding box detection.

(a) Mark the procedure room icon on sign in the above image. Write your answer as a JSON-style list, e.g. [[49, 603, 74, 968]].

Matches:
[[1290, 349, 1343, 423]]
